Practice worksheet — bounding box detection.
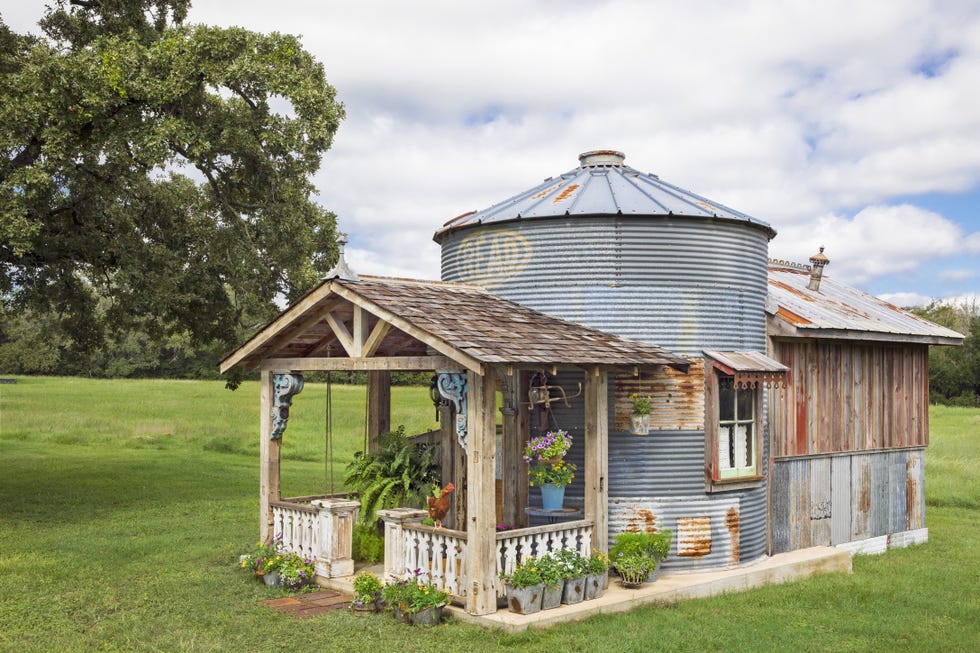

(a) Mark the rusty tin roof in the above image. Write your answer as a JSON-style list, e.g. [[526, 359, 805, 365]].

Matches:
[[434, 150, 776, 241], [767, 264, 964, 345]]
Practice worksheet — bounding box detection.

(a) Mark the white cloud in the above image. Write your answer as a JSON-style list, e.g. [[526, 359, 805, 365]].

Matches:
[[877, 292, 933, 308], [770, 204, 966, 285], [938, 268, 977, 282], [5, 0, 980, 293]]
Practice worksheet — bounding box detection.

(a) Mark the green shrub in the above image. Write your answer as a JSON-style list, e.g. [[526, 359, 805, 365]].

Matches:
[[352, 523, 385, 562]]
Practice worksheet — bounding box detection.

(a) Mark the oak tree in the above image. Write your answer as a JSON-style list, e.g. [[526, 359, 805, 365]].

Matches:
[[0, 0, 344, 366]]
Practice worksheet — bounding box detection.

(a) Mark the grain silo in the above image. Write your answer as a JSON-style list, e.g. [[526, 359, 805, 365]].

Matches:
[[434, 150, 779, 570]]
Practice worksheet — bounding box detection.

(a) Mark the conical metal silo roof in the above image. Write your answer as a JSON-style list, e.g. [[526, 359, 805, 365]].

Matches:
[[434, 150, 775, 240]]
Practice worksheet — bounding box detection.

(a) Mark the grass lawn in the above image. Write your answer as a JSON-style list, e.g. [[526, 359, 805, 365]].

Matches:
[[1, 377, 977, 652]]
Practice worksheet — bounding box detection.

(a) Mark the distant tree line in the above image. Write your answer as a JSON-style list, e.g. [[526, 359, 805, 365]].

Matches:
[[914, 300, 980, 406]]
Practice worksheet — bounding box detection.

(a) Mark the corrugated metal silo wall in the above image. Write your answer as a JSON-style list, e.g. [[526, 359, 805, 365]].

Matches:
[[439, 216, 770, 356], [528, 374, 769, 571]]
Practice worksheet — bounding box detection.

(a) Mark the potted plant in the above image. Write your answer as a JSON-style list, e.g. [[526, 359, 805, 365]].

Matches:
[[500, 560, 544, 615], [613, 552, 651, 588], [381, 576, 415, 623], [276, 552, 316, 590], [554, 549, 589, 605], [382, 574, 450, 626], [535, 554, 565, 609], [583, 550, 610, 600], [629, 393, 652, 435], [610, 529, 673, 582], [240, 540, 283, 586], [528, 460, 577, 510], [406, 581, 450, 627], [351, 571, 383, 612]]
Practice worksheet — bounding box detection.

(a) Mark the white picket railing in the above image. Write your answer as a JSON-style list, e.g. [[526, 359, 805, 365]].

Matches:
[[380, 509, 593, 598], [272, 501, 320, 560], [495, 521, 594, 580], [271, 495, 360, 578]]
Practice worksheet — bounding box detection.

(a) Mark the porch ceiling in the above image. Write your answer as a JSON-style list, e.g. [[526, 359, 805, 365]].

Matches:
[[220, 275, 690, 373]]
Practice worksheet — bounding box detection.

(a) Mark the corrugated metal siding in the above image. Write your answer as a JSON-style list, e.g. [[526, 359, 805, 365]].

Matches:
[[769, 340, 930, 457], [612, 362, 705, 431], [769, 449, 926, 553], [440, 218, 770, 357], [533, 373, 768, 570]]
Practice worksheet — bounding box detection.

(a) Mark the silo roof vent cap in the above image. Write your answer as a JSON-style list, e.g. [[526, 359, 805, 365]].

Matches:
[[578, 150, 626, 167]]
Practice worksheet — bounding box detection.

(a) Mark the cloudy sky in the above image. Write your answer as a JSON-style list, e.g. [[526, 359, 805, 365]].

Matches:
[[7, 0, 980, 306]]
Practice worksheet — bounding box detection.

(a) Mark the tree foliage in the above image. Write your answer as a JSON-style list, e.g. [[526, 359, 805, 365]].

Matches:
[[0, 0, 344, 371], [913, 300, 980, 406]]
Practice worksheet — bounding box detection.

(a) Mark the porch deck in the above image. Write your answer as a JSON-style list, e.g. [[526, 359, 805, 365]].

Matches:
[[319, 546, 851, 632]]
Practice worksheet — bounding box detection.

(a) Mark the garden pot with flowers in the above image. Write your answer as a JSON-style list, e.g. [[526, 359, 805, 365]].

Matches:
[[500, 559, 545, 615], [629, 393, 652, 435], [240, 540, 283, 585], [524, 430, 576, 511], [554, 549, 589, 605], [382, 573, 450, 626], [535, 554, 566, 609], [351, 571, 383, 612], [583, 550, 611, 600]]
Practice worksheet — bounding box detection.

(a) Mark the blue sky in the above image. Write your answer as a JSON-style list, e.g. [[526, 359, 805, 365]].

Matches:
[[6, 0, 979, 307]]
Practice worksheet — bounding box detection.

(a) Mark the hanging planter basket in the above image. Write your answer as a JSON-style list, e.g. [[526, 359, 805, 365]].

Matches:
[[630, 414, 650, 435]]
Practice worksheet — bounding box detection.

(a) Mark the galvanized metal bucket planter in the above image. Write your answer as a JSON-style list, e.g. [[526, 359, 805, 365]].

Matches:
[[584, 572, 607, 600], [630, 414, 650, 435], [542, 582, 564, 609], [561, 576, 587, 604], [505, 582, 544, 615], [409, 604, 445, 627], [260, 571, 280, 587]]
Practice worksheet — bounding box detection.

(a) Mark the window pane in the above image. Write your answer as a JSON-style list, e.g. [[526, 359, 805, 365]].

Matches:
[[719, 425, 732, 470], [719, 377, 735, 422], [736, 387, 754, 420]]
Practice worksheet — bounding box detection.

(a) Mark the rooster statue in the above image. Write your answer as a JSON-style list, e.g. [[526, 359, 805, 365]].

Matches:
[[426, 482, 455, 528]]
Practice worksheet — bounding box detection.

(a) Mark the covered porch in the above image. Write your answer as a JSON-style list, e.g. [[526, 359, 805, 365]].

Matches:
[[220, 274, 688, 616]]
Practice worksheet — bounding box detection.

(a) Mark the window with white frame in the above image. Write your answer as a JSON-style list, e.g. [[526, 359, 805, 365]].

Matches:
[[716, 375, 757, 479]]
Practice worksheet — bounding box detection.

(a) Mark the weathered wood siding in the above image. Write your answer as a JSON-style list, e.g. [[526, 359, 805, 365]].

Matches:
[[769, 341, 929, 457], [770, 449, 925, 553]]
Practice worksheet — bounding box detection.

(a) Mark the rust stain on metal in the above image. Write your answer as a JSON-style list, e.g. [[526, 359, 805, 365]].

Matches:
[[726, 507, 740, 564], [636, 508, 659, 533], [776, 306, 812, 325], [858, 464, 871, 513], [676, 516, 712, 557], [552, 183, 580, 203], [531, 182, 563, 200], [769, 279, 816, 301]]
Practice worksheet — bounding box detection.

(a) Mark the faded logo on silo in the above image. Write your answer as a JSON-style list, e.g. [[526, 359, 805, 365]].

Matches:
[[453, 230, 533, 287]]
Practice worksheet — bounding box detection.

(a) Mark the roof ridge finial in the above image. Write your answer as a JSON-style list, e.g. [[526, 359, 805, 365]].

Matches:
[[324, 232, 359, 281]]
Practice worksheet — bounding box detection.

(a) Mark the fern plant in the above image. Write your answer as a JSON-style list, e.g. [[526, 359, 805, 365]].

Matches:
[[344, 426, 439, 527]]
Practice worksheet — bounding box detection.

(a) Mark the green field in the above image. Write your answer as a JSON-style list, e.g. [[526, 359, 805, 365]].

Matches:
[[1, 378, 977, 652]]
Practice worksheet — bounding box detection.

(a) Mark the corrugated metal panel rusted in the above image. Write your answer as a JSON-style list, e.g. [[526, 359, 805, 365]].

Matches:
[[768, 265, 964, 343], [612, 362, 705, 432], [770, 448, 926, 554], [608, 495, 743, 571]]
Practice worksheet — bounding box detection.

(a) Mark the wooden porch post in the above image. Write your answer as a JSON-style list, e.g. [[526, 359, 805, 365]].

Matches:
[[465, 370, 497, 615], [259, 370, 280, 542], [367, 370, 391, 454], [584, 367, 609, 553], [501, 371, 528, 529]]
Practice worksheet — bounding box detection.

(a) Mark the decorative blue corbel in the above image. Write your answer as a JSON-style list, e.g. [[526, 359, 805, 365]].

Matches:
[[436, 371, 467, 450], [271, 373, 304, 440]]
